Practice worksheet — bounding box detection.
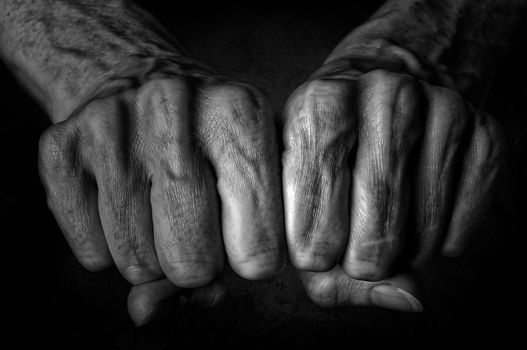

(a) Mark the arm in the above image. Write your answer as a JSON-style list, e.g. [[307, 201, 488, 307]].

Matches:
[[0, 0, 208, 122]]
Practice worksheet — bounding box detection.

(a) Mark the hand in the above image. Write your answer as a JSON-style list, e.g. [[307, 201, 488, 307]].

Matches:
[[282, 68, 504, 310], [39, 71, 286, 324]]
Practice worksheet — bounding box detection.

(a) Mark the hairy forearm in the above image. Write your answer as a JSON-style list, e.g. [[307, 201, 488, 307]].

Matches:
[[325, 0, 527, 102], [0, 0, 200, 122]]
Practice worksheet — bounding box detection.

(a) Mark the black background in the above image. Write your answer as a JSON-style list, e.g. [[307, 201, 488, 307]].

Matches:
[[1, 1, 527, 348]]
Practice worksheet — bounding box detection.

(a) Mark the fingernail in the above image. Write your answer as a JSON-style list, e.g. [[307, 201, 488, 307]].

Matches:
[[371, 285, 423, 313]]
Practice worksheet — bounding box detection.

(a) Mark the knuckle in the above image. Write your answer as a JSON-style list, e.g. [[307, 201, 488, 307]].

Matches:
[[485, 115, 506, 159], [303, 273, 339, 307], [360, 69, 418, 102], [80, 103, 116, 153], [154, 135, 198, 179], [431, 87, 469, 142], [199, 83, 275, 171], [139, 78, 191, 131], [302, 78, 351, 100], [231, 248, 286, 280], [78, 253, 113, 272], [39, 123, 77, 177], [290, 247, 338, 272], [163, 260, 218, 288], [343, 238, 398, 282], [122, 265, 164, 285], [142, 76, 190, 97], [127, 288, 151, 326], [343, 262, 386, 282], [284, 78, 354, 162], [80, 97, 146, 169], [221, 83, 261, 106], [286, 79, 351, 126], [361, 68, 406, 89], [141, 78, 192, 131], [39, 126, 62, 163], [202, 82, 268, 133], [286, 211, 348, 273], [474, 113, 505, 168], [360, 70, 423, 152]]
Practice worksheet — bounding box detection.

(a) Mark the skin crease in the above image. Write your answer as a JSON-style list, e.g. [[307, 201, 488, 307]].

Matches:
[[0, 0, 522, 325]]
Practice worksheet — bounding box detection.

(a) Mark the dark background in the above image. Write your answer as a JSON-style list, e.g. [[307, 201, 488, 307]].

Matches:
[[1, 1, 527, 348]]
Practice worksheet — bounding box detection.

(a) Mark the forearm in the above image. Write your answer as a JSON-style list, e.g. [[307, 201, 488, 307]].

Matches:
[[324, 0, 527, 103], [0, 0, 200, 122]]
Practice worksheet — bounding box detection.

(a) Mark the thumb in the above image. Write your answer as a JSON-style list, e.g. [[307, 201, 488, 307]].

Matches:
[[300, 266, 422, 312], [127, 278, 228, 326]]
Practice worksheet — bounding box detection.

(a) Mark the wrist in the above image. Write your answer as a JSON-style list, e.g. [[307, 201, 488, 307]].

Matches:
[[0, 0, 214, 124], [319, 36, 473, 99], [43, 54, 214, 124], [318, 0, 526, 104], [315, 38, 443, 82]]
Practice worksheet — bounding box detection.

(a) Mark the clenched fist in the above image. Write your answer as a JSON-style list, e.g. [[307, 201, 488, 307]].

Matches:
[[38, 74, 285, 321], [283, 68, 503, 309], [0, 0, 288, 325]]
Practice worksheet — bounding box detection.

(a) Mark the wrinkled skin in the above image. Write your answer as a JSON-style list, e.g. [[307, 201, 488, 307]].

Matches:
[[4, 0, 511, 325], [283, 68, 504, 310], [38, 63, 505, 320], [38, 74, 286, 325]]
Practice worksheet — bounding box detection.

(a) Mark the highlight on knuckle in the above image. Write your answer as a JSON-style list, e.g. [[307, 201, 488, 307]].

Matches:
[[288, 227, 344, 271], [230, 247, 285, 280], [432, 87, 469, 143], [142, 78, 193, 139], [80, 102, 116, 154], [284, 79, 354, 164], [78, 253, 113, 272], [291, 251, 337, 272], [163, 259, 218, 288], [474, 114, 505, 169], [360, 69, 402, 91], [359, 69, 418, 102], [359, 70, 424, 158], [80, 97, 147, 171], [122, 264, 163, 285], [39, 123, 78, 178], [198, 83, 274, 174], [304, 273, 339, 307], [204, 82, 268, 135]]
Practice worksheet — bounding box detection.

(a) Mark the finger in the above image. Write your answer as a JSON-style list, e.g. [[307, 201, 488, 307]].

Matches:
[[198, 83, 286, 279], [143, 79, 224, 288], [81, 99, 163, 285], [282, 79, 355, 271], [39, 122, 112, 271], [128, 278, 227, 326], [343, 71, 422, 281], [300, 266, 422, 312], [442, 111, 504, 256], [410, 85, 470, 264]]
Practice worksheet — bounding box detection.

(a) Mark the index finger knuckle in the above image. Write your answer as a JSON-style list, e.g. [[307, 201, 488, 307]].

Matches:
[[39, 122, 79, 180], [284, 78, 355, 165]]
